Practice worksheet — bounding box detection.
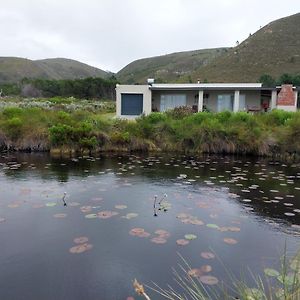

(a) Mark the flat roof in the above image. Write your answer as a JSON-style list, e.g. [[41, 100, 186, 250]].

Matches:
[[150, 83, 262, 90]]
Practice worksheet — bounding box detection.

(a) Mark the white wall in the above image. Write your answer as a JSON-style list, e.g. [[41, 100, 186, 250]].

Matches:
[[115, 84, 152, 118]]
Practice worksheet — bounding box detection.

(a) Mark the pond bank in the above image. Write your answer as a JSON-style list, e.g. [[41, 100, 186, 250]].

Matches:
[[1, 106, 300, 161]]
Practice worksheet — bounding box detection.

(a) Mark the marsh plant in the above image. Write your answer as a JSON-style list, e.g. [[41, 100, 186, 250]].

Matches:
[[139, 250, 300, 300]]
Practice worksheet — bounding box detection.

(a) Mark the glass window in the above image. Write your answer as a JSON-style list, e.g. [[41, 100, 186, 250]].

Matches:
[[217, 94, 233, 112], [160, 94, 187, 112]]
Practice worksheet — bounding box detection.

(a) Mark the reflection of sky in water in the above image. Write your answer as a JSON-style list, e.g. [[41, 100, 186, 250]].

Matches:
[[0, 153, 299, 299]]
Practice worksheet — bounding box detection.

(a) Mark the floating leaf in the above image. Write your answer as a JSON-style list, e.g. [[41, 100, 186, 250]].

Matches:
[[0, 217, 6, 223], [46, 202, 56, 207], [199, 275, 219, 285], [69, 243, 93, 254], [176, 239, 189, 246], [150, 237, 167, 244], [206, 224, 219, 229], [223, 238, 238, 245], [201, 265, 212, 273], [122, 213, 138, 219], [201, 252, 215, 259], [98, 211, 119, 219], [53, 213, 67, 218], [277, 274, 296, 286], [184, 234, 197, 240], [85, 214, 98, 219], [115, 205, 127, 210], [264, 268, 280, 277], [74, 236, 89, 244], [188, 268, 202, 278]]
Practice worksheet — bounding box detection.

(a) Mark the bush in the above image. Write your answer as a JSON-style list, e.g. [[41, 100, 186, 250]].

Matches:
[[110, 132, 130, 145], [79, 137, 97, 150], [4, 117, 23, 140], [166, 106, 194, 119]]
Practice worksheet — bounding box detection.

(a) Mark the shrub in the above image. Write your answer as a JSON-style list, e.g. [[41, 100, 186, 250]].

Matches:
[[2, 107, 23, 119], [166, 106, 194, 119], [110, 131, 130, 145], [79, 137, 97, 150], [49, 124, 74, 145], [4, 117, 23, 140]]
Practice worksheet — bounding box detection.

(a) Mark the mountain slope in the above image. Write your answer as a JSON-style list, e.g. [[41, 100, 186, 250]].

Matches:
[[117, 12, 300, 83], [117, 48, 229, 84], [189, 12, 300, 82], [0, 57, 109, 83]]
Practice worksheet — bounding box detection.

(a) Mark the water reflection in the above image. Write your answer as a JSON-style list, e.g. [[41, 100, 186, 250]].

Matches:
[[0, 153, 299, 300]]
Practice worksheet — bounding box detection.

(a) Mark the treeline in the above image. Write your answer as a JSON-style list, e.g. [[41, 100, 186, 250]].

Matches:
[[0, 77, 118, 100], [259, 73, 300, 87]]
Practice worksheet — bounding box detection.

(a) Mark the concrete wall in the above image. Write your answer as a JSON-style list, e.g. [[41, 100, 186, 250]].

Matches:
[[116, 84, 152, 118]]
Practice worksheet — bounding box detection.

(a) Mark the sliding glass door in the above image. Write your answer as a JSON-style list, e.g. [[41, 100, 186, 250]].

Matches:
[[217, 94, 233, 112], [160, 94, 187, 112]]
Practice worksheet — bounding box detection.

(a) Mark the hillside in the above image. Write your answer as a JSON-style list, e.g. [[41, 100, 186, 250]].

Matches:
[[117, 48, 229, 84], [189, 12, 300, 82], [0, 57, 109, 83], [117, 12, 300, 83]]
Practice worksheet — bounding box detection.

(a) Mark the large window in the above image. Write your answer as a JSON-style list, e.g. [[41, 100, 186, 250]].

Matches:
[[217, 94, 233, 112], [121, 93, 143, 115], [160, 94, 187, 112]]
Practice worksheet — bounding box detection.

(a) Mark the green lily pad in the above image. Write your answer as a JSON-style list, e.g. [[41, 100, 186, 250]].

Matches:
[[206, 224, 219, 229], [46, 202, 57, 207], [122, 213, 138, 219], [184, 234, 197, 240], [85, 214, 98, 219], [264, 268, 280, 277]]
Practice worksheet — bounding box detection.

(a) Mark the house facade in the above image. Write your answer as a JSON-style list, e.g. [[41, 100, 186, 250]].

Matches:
[[116, 82, 299, 119]]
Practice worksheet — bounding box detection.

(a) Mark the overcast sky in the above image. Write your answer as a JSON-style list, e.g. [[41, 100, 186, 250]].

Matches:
[[1, 0, 299, 72]]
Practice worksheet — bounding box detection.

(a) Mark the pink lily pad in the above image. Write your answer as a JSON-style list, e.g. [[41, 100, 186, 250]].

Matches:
[[69, 243, 93, 254], [73, 236, 89, 244], [176, 239, 189, 246], [201, 265, 212, 273], [188, 268, 202, 278], [98, 211, 119, 219], [201, 252, 215, 259], [151, 237, 167, 244], [223, 238, 238, 245]]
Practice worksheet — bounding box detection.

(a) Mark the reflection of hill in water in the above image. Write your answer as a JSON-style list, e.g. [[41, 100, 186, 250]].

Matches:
[[1, 153, 299, 228]]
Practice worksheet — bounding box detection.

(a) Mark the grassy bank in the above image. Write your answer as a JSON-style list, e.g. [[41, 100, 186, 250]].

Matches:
[[0, 100, 300, 159]]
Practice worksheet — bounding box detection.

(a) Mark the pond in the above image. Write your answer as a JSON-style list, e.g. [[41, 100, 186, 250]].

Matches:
[[0, 153, 299, 299]]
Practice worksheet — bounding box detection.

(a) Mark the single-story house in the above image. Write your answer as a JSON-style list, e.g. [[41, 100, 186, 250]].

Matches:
[[116, 81, 299, 119]]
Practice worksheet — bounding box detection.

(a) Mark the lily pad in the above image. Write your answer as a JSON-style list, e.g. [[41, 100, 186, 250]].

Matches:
[[184, 234, 197, 240], [264, 268, 280, 277], [122, 213, 138, 219], [74, 236, 89, 244], [0, 217, 6, 223], [85, 214, 98, 219], [150, 237, 167, 244], [176, 239, 189, 246], [46, 202, 56, 207], [199, 275, 219, 285], [53, 213, 67, 218], [206, 224, 219, 229], [98, 211, 119, 219], [201, 252, 215, 259], [277, 274, 296, 286], [69, 243, 93, 254], [223, 238, 238, 245], [201, 265, 212, 273], [188, 268, 202, 278], [115, 205, 127, 210]]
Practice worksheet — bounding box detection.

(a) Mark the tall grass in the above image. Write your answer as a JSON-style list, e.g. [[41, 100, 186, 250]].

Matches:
[[1, 103, 300, 158], [145, 250, 300, 300]]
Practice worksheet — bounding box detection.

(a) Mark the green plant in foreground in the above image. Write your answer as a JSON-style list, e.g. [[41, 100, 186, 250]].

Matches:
[[143, 250, 300, 300]]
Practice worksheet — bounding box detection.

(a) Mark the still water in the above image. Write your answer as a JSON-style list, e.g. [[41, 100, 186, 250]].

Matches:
[[0, 153, 299, 300]]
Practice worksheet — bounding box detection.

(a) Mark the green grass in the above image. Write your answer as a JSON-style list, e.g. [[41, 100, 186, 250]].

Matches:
[[1, 101, 300, 158], [147, 249, 300, 300]]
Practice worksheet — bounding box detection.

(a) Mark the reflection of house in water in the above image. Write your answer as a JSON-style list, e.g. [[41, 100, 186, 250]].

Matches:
[[116, 80, 299, 119]]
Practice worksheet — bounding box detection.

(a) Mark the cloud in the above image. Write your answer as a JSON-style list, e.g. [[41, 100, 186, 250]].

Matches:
[[0, 0, 299, 72]]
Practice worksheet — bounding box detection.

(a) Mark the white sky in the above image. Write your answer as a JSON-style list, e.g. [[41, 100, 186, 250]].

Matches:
[[0, 0, 299, 72]]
